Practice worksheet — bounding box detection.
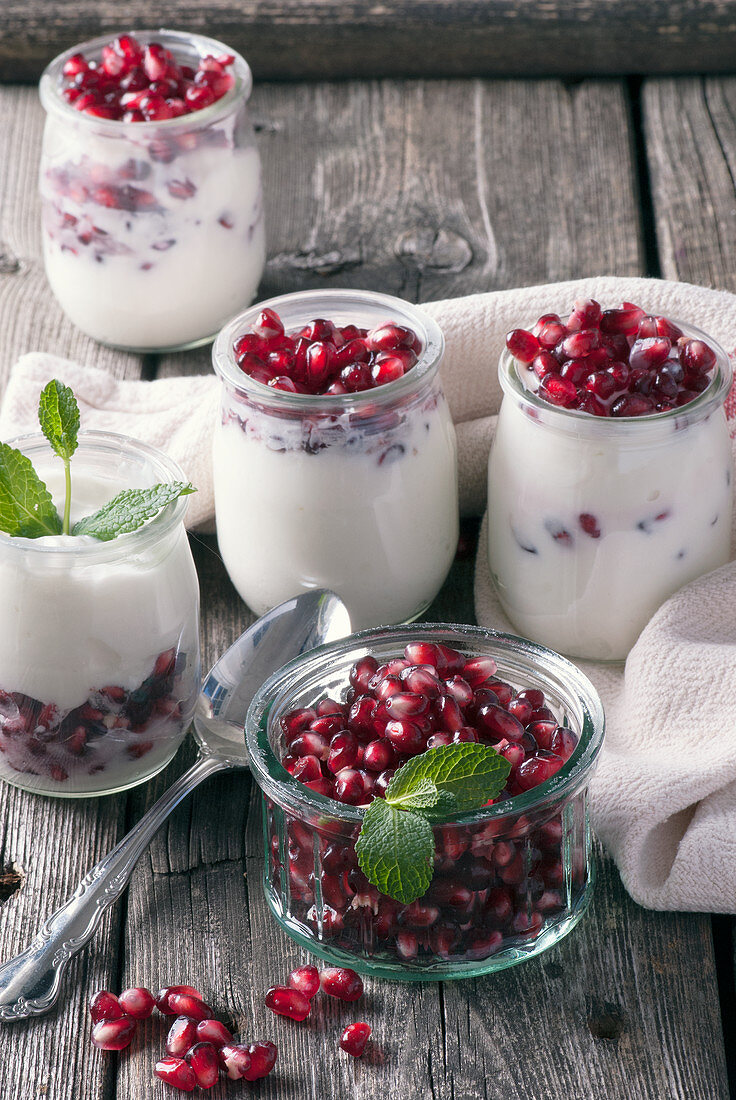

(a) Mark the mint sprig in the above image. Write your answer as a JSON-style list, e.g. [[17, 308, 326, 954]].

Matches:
[[38, 379, 79, 535], [0, 442, 63, 538], [355, 744, 511, 905], [0, 380, 197, 542], [72, 482, 195, 540]]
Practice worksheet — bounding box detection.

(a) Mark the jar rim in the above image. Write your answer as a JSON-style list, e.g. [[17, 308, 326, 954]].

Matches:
[[39, 28, 253, 131], [212, 288, 445, 410], [0, 429, 190, 558], [499, 316, 733, 434], [245, 622, 605, 825]]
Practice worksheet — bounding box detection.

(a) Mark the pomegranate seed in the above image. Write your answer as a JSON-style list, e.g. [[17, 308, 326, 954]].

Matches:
[[219, 1044, 252, 1080], [117, 986, 155, 1019], [89, 990, 124, 1024], [327, 730, 359, 773], [166, 1016, 199, 1057], [244, 1040, 278, 1080], [461, 656, 498, 688], [91, 1015, 136, 1050], [195, 1018, 233, 1048], [167, 993, 213, 1021], [320, 966, 364, 1001], [265, 985, 311, 1021], [539, 373, 577, 407], [186, 1043, 220, 1089], [340, 1022, 371, 1057], [384, 719, 425, 754], [362, 739, 396, 771], [516, 752, 564, 791], [562, 328, 600, 359], [288, 963, 320, 998], [155, 1056, 197, 1091], [154, 985, 203, 1014], [506, 329, 540, 363], [334, 768, 366, 804]]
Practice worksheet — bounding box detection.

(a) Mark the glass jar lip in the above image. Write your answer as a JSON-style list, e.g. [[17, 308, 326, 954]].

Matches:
[[212, 288, 445, 411], [39, 28, 253, 131], [0, 429, 190, 558], [499, 316, 732, 432], [245, 622, 605, 826]]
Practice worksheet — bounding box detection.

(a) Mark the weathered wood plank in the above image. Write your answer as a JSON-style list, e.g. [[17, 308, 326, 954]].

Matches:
[[643, 77, 736, 294], [3, 1, 736, 84], [0, 85, 145, 1100]]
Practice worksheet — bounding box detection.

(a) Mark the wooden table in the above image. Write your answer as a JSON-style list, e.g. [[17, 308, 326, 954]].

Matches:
[[1, 62, 735, 1100]]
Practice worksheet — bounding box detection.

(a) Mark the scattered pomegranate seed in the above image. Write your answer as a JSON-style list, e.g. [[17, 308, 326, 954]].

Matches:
[[339, 1022, 372, 1057], [219, 1043, 252, 1080], [166, 993, 213, 1021], [118, 986, 155, 1019], [166, 1016, 199, 1057], [155, 1056, 197, 1091], [194, 1018, 233, 1048], [244, 1040, 278, 1080], [288, 964, 321, 999], [89, 990, 124, 1024], [320, 967, 364, 1002], [186, 1043, 220, 1089], [91, 1015, 137, 1051], [265, 985, 311, 1021], [506, 299, 717, 415]]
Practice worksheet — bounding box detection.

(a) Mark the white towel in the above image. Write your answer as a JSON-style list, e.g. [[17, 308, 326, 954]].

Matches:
[[3, 273, 736, 912]]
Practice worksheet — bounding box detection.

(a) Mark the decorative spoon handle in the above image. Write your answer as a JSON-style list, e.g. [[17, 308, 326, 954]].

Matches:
[[0, 753, 228, 1021]]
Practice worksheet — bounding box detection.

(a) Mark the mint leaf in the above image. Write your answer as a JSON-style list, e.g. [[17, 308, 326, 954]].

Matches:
[[38, 380, 80, 535], [386, 744, 511, 815], [386, 776, 441, 811], [72, 482, 195, 540], [355, 798, 434, 905], [0, 442, 62, 537], [38, 380, 79, 462]]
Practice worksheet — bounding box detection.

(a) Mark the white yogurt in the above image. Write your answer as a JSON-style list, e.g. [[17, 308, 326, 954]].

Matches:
[[40, 114, 265, 350], [0, 437, 200, 794], [213, 394, 459, 629], [488, 394, 732, 660]]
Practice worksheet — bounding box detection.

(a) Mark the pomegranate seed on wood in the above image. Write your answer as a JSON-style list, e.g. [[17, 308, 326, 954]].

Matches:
[[288, 964, 321, 998], [320, 966, 364, 1001], [90, 1015, 136, 1050], [155, 984, 203, 1014], [186, 1042, 220, 1089], [265, 985, 311, 1020], [339, 1022, 372, 1057], [166, 1016, 199, 1056], [166, 993, 213, 1021], [195, 1018, 233, 1048], [89, 990, 124, 1024], [155, 1056, 197, 1091], [118, 986, 155, 1019]]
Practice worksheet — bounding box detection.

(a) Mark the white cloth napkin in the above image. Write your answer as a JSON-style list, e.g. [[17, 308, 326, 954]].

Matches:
[[3, 273, 736, 912]]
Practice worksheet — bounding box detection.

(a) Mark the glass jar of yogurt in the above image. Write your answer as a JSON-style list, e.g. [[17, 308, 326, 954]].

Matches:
[[245, 623, 604, 979], [488, 320, 733, 661], [212, 289, 459, 629], [0, 432, 200, 797], [39, 29, 265, 351]]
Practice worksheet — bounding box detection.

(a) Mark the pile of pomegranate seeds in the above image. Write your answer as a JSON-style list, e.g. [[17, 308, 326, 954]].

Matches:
[[280, 641, 577, 806], [232, 307, 423, 395], [60, 35, 236, 121], [506, 298, 717, 415], [88, 983, 277, 1090], [266, 964, 371, 1058]]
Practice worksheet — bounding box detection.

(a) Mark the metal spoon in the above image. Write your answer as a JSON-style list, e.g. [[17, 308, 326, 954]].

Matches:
[[0, 588, 350, 1021]]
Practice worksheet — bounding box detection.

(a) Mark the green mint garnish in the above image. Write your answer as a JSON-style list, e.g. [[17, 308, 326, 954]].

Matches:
[[355, 744, 511, 905], [72, 482, 196, 540], [38, 379, 79, 535], [0, 442, 63, 538]]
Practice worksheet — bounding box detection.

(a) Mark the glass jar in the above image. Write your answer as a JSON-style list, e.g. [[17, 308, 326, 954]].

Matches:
[[38, 29, 265, 352], [212, 289, 459, 629], [0, 431, 200, 797], [245, 623, 604, 979], [488, 321, 733, 661]]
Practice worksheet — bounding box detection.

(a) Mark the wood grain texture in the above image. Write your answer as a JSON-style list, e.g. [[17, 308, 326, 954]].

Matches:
[[643, 77, 736, 294], [4, 1, 736, 82], [0, 85, 146, 1100]]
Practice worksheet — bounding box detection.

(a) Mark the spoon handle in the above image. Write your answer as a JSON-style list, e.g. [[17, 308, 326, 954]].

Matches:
[[0, 753, 228, 1021]]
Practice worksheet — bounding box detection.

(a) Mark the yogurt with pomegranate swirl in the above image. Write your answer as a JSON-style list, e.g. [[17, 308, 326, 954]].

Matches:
[[212, 291, 459, 629], [488, 303, 733, 661]]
